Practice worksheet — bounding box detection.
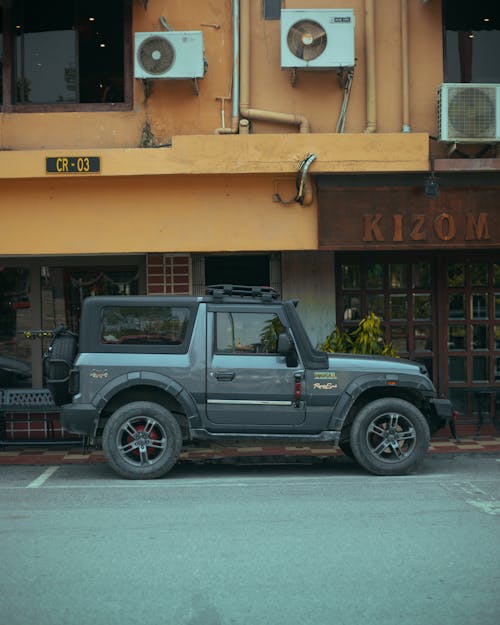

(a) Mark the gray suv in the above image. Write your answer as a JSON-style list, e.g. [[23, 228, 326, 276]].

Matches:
[[44, 285, 454, 479]]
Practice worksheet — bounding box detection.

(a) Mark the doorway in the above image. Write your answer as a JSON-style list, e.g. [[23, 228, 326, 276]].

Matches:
[[205, 255, 271, 287]]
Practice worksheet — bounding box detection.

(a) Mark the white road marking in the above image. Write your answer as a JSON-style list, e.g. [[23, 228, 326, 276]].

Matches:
[[466, 500, 500, 516], [26, 466, 60, 488]]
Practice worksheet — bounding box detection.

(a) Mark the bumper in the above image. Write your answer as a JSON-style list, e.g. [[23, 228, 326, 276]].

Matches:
[[60, 403, 99, 436]]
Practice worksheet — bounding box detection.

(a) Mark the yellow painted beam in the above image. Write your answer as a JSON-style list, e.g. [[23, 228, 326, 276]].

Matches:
[[0, 133, 429, 180]]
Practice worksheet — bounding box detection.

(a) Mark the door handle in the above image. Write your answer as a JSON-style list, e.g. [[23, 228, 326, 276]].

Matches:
[[214, 370, 235, 381]]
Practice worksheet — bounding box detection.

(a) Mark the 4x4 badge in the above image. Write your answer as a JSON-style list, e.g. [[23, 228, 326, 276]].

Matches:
[[90, 369, 109, 379], [314, 372, 337, 379]]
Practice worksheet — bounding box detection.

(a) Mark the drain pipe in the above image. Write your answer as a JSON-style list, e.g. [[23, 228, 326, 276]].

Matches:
[[401, 0, 411, 132], [364, 0, 377, 133], [215, 0, 240, 134], [239, 0, 310, 132]]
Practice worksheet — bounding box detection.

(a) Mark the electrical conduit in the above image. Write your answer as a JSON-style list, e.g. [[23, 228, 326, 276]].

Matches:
[[364, 0, 376, 133]]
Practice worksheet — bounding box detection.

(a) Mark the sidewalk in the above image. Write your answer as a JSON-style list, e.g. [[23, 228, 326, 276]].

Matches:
[[1, 436, 499, 465]]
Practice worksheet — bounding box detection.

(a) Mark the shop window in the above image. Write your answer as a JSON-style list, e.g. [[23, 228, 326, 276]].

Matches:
[[0, 267, 32, 388], [337, 256, 435, 375], [41, 267, 139, 335], [2, 0, 130, 108], [414, 326, 432, 352], [443, 0, 500, 83], [413, 294, 431, 320]]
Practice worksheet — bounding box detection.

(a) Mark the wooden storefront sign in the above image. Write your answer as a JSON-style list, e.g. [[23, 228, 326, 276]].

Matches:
[[318, 185, 500, 250]]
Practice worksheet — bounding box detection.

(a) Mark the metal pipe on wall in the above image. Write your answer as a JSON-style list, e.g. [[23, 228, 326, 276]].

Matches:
[[215, 0, 240, 134], [401, 0, 411, 132], [239, 0, 310, 133], [363, 0, 377, 133]]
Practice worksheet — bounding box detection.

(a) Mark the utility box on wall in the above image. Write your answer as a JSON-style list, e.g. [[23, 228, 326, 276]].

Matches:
[[438, 83, 500, 142], [134, 31, 205, 79], [281, 9, 355, 69]]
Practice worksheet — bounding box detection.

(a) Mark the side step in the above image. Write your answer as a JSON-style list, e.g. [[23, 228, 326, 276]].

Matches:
[[190, 429, 340, 444]]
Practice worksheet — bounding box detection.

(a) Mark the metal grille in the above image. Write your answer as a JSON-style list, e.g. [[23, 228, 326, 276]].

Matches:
[[440, 85, 498, 140]]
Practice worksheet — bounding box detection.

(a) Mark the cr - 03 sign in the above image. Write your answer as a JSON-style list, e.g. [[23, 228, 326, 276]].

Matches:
[[45, 156, 101, 174]]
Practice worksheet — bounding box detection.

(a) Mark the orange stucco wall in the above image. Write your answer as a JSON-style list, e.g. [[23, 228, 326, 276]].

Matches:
[[0, 0, 443, 148], [0, 174, 317, 254], [0, 0, 442, 255]]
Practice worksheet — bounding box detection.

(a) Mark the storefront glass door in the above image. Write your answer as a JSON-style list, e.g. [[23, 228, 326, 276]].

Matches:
[[337, 253, 500, 425], [337, 255, 435, 383], [444, 258, 500, 418]]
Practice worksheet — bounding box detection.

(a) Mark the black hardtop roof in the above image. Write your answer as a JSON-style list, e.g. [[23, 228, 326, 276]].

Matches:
[[82, 286, 288, 309], [81, 295, 201, 309]]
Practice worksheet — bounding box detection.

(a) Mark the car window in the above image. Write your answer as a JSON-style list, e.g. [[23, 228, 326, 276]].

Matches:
[[100, 306, 191, 345], [215, 312, 285, 354]]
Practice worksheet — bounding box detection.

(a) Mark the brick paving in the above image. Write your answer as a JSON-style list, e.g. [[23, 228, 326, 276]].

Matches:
[[1, 436, 499, 466]]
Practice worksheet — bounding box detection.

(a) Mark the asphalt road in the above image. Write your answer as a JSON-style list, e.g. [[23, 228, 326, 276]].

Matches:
[[1, 454, 499, 625]]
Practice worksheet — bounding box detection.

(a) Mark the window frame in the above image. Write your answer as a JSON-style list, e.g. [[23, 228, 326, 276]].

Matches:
[[0, 0, 133, 112]]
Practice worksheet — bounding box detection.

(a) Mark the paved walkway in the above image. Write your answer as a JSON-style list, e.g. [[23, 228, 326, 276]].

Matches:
[[1, 436, 499, 465]]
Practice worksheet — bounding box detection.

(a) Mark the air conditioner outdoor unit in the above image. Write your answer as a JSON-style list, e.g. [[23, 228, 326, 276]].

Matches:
[[281, 8, 355, 69], [134, 31, 205, 79], [438, 83, 500, 142]]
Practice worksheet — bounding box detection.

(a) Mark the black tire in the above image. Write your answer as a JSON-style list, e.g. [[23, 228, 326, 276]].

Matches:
[[102, 401, 182, 479], [350, 398, 430, 476]]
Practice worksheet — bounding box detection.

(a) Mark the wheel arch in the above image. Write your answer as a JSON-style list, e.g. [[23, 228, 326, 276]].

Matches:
[[92, 372, 201, 440], [332, 376, 429, 435]]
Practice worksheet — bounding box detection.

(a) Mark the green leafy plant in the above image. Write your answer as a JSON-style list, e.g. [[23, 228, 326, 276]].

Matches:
[[319, 312, 397, 357]]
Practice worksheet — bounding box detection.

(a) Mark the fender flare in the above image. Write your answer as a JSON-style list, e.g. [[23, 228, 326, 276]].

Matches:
[[328, 372, 431, 430], [91, 371, 201, 434]]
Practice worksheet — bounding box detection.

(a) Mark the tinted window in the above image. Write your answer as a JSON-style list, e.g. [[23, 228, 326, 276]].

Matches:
[[443, 0, 500, 83], [101, 306, 191, 346], [11, 0, 125, 105]]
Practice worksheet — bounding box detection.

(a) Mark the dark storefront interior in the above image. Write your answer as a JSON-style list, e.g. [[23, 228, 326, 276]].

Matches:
[[0, 258, 144, 389]]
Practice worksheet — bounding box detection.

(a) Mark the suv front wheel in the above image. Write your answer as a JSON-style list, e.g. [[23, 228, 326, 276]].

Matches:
[[102, 401, 182, 479], [350, 398, 430, 476]]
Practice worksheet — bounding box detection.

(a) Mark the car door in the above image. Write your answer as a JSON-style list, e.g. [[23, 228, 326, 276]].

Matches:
[[206, 306, 306, 428]]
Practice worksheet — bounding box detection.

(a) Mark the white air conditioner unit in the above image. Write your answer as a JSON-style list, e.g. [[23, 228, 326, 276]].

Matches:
[[438, 83, 500, 142], [281, 9, 355, 69], [134, 31, 205, 79]]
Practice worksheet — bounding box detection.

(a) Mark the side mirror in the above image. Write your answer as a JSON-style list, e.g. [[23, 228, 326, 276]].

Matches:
[[277, 333, 298, 367], [277, 333, 292, 355]]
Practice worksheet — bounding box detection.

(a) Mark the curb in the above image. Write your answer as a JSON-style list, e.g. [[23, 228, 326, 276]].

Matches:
[[1, 437, 499, 466]]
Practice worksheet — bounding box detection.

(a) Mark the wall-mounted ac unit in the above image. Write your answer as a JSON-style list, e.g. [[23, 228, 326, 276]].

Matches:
[[281, 9, 355, 69], [438, 83, 500, 142], [134, 31, 205, 79]]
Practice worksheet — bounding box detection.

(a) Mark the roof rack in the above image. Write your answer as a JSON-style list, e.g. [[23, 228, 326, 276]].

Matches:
[[205, 284, 280, 302]]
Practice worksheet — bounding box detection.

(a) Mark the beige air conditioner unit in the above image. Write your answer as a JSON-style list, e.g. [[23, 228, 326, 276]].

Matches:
[[134, 31, 205, 79], [281, 9, 355, 69], [438, 83, 500, 142]]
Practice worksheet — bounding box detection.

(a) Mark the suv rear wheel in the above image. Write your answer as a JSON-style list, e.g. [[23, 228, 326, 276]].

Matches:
[[102, 401, 182, 479], [350, 398, 430, 476]]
